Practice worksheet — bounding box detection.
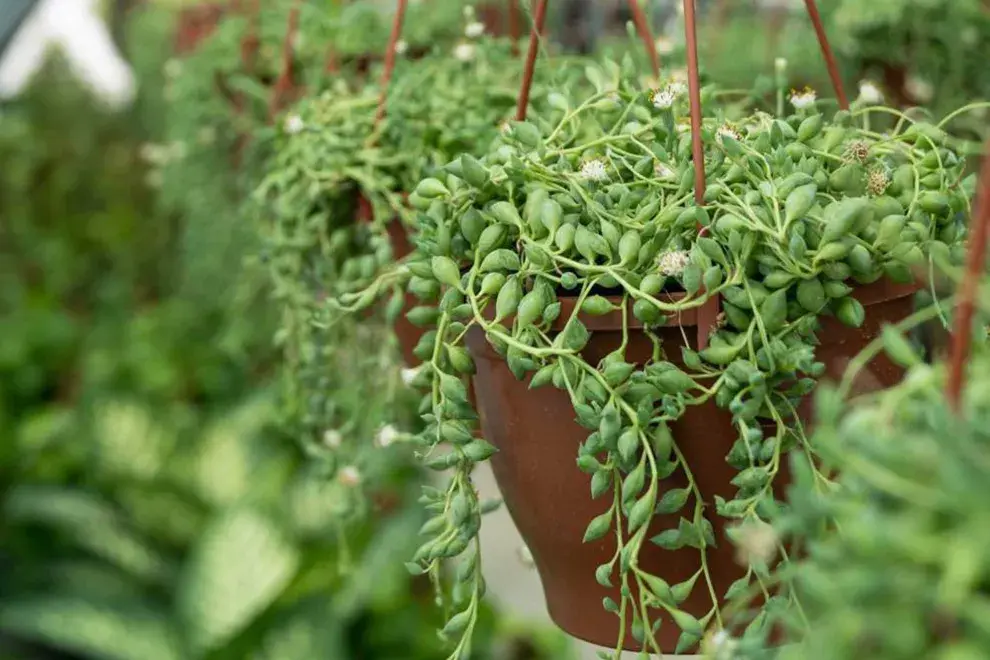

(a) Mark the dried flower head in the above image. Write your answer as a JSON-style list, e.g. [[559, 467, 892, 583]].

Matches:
[[789, 86, 817, 110], [657, 250, 690, 276], [465, 21, 485, 38], [323, 429, 342, 449], [858, 80, 884, 105], [453, 42, 475, 62], [580, 158, 609, 182], [284, 114, 305, 135], [866, 166, 890, 197], [716, 125, 740, 144], [843, 139, 871, 164], [338, 465, 361, 487], [732, 519, 779, 566]]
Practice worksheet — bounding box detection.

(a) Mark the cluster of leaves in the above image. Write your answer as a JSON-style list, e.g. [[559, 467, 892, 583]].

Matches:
[[257, 34, 590, 458], [712, 319, 990, 659], [397, 54, 975, 655]]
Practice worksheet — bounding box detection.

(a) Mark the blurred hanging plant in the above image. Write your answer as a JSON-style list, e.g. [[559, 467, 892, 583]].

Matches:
[[393, 56, 980, 656], [828, 0, 990, 127], [256, 20, 588, 456], [715, 316, 990, 659]]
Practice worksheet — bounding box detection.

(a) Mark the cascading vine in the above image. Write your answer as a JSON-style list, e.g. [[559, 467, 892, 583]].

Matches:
[[400, 59, 977, 657]]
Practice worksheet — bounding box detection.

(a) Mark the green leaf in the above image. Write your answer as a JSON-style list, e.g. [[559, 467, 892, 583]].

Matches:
[[655, 488, 689, 514], [463, 439, 498, 462], [671, 572, 699, 603], [881, 325, 919, 367], [796, 277, 826, 312], [670, 609, 703, 636], [835, 296, 866, 328], [0, 596, 181, 660], [583, 510, 613, 542], [650, 529, 684, 550], [431, 256, 462, 288], [759, 289, 787, 332], [176, 508, 299, 654]]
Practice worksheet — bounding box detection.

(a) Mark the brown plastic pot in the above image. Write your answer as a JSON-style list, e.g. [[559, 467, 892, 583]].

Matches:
[[465, 277, 917, 652]]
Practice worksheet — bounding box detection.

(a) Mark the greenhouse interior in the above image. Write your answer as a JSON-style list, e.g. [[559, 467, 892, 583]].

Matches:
[[2, 0, 990, 658]]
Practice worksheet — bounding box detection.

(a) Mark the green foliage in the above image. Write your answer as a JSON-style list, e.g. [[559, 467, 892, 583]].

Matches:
[[396, 55, 977, 655]]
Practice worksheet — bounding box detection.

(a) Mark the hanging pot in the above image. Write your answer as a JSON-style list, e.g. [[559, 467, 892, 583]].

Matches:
[[465, 277, 917, 652]]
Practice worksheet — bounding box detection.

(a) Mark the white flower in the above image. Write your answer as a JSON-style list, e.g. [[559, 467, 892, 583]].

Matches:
[[667, 81, 687, 97], [579, 158, 609, 182], [465, 21, 485, 38], [338, 465, 361, 487], [657, 250, 690, 276], [654, 37, 675, 55], [651, 88, 676, 110], [906, 76, 934, 103], [323, 429, 342, 448], [164, 58, 182, 79], [400, 366, 421, 386], [789, 87, 817, 110], [703, 629, 739, 660], [375, 424, 399, 448], [395, 39, 408, 55], [284, 114, 304, 135], [654, 161, 676, 180], [774, 57, 787, 77], [858, 80, 884, 105], [463, 4, 475, 18], [453, 42, 475, 62], [516, 544, 535, 568]]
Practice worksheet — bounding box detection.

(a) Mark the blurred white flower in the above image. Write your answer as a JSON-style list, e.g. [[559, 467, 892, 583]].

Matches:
[[375, 424, 399, 448], [323, 429, 342, 449], [284, 114, 304, 134], [905, 76, 934, 103], [654, 37, 675, 55], [338, 465, 361, 486], [651, 88, 676, 110], [465, 21, 485, 38], [395, 39, 408, 55], [454, 42, 475, 62], [858, 80, 884, 105], [401, 366, 421, 386]]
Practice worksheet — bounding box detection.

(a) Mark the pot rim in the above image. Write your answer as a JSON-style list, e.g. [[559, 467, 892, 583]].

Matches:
[[478, 277, 920, 332]]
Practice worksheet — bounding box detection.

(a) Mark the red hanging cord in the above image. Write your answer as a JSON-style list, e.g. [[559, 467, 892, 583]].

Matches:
[[803, 0, 848, 110], [947, 142, 990, 411], [515, 0, 550, 121], [627, 0, 660, 79], [375, 0, 410, 125]]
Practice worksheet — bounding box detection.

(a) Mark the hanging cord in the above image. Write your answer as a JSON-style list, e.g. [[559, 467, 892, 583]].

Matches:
[[269, 0, 303, 121], [946, 141, 990, 410], [681, 0, 850, 349], [375, 0, 410, 125]]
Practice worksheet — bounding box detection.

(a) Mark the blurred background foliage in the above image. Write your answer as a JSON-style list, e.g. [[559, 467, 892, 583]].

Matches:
[[1, 1, 988, 658]]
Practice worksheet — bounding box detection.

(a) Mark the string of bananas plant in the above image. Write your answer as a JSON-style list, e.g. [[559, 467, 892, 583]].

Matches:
[[396, 58, 984, 657]]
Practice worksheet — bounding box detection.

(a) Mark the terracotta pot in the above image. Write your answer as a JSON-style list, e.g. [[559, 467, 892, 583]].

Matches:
[[465, 278, 917, 652], [175, 5, 224, 55]]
